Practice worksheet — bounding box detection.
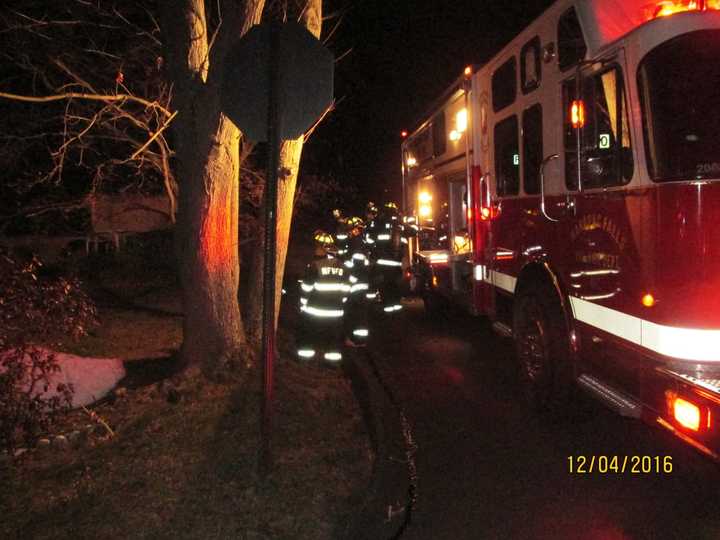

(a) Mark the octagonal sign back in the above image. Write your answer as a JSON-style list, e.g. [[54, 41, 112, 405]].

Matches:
[[223, 22, 334, 142]]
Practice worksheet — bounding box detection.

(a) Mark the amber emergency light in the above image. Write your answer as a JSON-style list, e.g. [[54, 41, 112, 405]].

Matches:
[[571, 100, 585, 129]]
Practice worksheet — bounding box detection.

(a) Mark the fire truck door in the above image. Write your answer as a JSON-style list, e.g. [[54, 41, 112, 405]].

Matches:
[[563, 60, 633, 301]]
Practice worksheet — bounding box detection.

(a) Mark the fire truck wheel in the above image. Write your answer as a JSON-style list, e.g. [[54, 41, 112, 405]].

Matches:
[[513, 285, 572, 412]]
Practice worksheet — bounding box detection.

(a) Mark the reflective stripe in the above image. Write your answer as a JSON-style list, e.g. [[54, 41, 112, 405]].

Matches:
[[401, 237, 408, 244], [570, 297, 720, 362], [336, 234, 348, 240], [385, 223, 391, 229], [353, 329, 369, 337], [481, 269, 516, 293], [344, 260, 354, 268], [351, 283, 369, 293], [301, 283, 314, 292], [570, 269, 620, 278], [377, 234, 391, 241], [302, 306, 344, 318], [313, 282, 350, 292], [366, 292, 378, 299], [324, 352, 342, 361], [297, 349, 315, 358], [377, 259, 402, 267], [384, 304, 403, 312], [349, 275, 358, 284], [352, 253, 367, 261], [300, 297, 308, 305]]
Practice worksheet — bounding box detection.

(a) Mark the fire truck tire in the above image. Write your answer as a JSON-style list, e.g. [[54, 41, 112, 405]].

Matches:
[[513, 283, 573, 412]]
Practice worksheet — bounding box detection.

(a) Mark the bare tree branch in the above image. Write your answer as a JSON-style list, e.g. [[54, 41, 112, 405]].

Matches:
[[0, 91, 173, 118]]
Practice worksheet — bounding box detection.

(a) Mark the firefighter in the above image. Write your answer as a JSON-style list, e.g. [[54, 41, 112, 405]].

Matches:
[[363, 201, 381, 300], [371, 202, 404, 313], [365, 201, 378, 223], [296, 230, 350, 363], [343, 216, 371, 346], [332, 209, 351, 259]]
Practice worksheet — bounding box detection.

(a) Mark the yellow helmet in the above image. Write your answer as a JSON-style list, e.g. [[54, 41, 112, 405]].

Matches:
[[347, 216, 364, 228], [384, 201, 398, 210], [313, 230, 334, 246]]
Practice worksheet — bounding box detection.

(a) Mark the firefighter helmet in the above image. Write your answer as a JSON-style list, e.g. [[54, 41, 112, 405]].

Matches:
[[366, 202, 378, 217], [380, 201, 400, 220], [347, 216, 364, 236], [347, 216, 364, 228], [313, 230, 334, 246], [332, 208, 343, 220]]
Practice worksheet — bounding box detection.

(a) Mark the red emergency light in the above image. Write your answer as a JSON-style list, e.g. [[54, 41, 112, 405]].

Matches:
[[673, 397, 701, 431], [648, 0, 720, 19], [666, 391, 712, 433]]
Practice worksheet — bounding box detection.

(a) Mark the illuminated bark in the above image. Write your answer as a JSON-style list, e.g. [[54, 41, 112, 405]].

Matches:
[[161, 0, 264, 373], [243, 0, 323, 347]]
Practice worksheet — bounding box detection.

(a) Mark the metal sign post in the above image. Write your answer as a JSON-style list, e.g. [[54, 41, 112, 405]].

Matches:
[[259, 25, 281, 478], [222, 21, 333, 477]]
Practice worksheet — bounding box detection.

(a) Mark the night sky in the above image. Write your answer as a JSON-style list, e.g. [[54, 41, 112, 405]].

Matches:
[[304, 0, 554, 205]]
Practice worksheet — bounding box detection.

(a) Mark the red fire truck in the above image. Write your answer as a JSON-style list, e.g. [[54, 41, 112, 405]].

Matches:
[[401, 0, 720, 458]]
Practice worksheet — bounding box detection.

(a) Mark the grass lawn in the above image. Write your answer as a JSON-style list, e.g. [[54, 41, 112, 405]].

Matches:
[[1, 237, 372, 539]]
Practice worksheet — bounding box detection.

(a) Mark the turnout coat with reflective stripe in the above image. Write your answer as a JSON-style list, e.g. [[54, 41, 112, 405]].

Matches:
[[370, 216, 403, 261], [300, 255, 350, 316]]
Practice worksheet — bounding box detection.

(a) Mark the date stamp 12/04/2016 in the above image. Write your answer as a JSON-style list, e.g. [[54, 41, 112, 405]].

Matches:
[[568, 455, 673, 474]]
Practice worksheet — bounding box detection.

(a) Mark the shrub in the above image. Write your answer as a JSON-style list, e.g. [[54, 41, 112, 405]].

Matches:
[[0, 249, 96, 454]]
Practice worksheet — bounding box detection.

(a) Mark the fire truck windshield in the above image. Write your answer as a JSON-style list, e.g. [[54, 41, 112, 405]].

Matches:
[[638, 30, 720, 182]]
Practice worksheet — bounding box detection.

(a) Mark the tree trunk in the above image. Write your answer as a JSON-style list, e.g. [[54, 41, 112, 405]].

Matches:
[[161, 0, 264, 373], [176, 106, 245, 372], [242, 0, 323, 349]]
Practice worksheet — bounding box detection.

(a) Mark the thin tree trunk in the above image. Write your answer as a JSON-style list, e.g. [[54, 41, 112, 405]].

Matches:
[[242, 0, 323, 349]]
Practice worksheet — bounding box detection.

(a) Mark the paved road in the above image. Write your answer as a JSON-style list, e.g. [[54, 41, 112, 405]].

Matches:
[[367, 298, 720, 540]]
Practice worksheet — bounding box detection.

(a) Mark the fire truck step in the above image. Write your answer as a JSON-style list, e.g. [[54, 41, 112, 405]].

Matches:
[[491, 321, 513, 338], [577, 374, 642, 419]]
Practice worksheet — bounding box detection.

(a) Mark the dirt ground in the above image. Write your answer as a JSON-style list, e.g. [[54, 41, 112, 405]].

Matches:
[[0, 235, 373, 539]]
